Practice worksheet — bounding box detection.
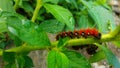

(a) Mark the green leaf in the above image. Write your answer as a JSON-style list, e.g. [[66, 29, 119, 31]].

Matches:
[[89, 6, 115, 33], [11, 55, 33, 68], [95, 0, 106, 5], [0, 42, 6, 49], [9, 33, 22, 47], [102, 4, 112, 11], [7, 16, 51, 47], [0, 11, 25, 20], [89, 50, 106, 63], [23, 56, 34, 68], [63, 50, 91, 68], [0, 33, 6, 49], [47, 50, 56, 68], [47, 50, 69, 68], [96, 44, 120, 68], [0, 11, 25, 33], [3, 52, 15, 63], [57, 37, 69, 48], [43, 0, 59, 4], [20, 1, 34, 13], [39, 19, 65, 33], [56, 52, 69, 68], [77, 15, 94, 29], [81, 0, 116, 33], [4, 63, 16, 68], [13, 36, 22, 47], [0, 18, 7, 33], [65, 0, 78, 9], [16, 56, 25, 68], [44, 4, 75, 31], [0, 0, 15, 12]]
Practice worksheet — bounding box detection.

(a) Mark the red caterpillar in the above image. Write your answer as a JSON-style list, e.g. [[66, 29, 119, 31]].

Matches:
[[56, 28, 101, 40], [56, 28, 101, 55]]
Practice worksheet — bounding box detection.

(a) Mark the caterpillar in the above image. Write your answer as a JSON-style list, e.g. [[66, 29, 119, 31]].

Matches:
[[56, 28, 101, 55], [56, 28, 101, 40]]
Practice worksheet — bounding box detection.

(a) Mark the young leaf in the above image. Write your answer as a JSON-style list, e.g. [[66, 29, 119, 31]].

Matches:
[[39, 19, 65, 33], [96, 44, 120, 68], [44, 3, 75, 31], [89, 50, 106, 63], [47, 50, 69, 68], [7, 16, 51, 47], [63, 50, 92, 68]]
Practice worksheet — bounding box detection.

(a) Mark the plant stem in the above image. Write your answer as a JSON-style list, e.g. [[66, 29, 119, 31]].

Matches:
[[31, 0, 42, 22], [0, 25, 120, 56], [14, 0, 20, 10], [0, 49, 3, 56]]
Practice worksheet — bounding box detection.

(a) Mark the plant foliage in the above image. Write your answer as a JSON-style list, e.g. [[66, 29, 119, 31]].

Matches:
[[0, 0, 120, 68]]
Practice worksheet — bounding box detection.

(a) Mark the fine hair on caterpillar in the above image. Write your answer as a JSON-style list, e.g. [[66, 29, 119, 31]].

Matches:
[[56, 28, 101, 40]]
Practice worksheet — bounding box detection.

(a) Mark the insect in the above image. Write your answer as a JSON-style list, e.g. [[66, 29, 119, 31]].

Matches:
[[56, 28, 101, 55], [56, 28, 101, 40]]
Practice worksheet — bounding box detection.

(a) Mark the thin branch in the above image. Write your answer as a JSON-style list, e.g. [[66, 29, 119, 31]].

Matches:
[[14, 0, 20, 10], [0, 25, 120, 56], [31, 0, 42, 22]]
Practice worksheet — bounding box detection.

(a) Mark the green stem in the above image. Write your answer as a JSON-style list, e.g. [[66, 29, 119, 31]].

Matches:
[[0, 24, 120, 56], [0, 49, 3, 56], [109, 25, 120, 38], [14, 0, 20, 10], [52, 33, 114, 47], [31, 0, 42, 22]]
